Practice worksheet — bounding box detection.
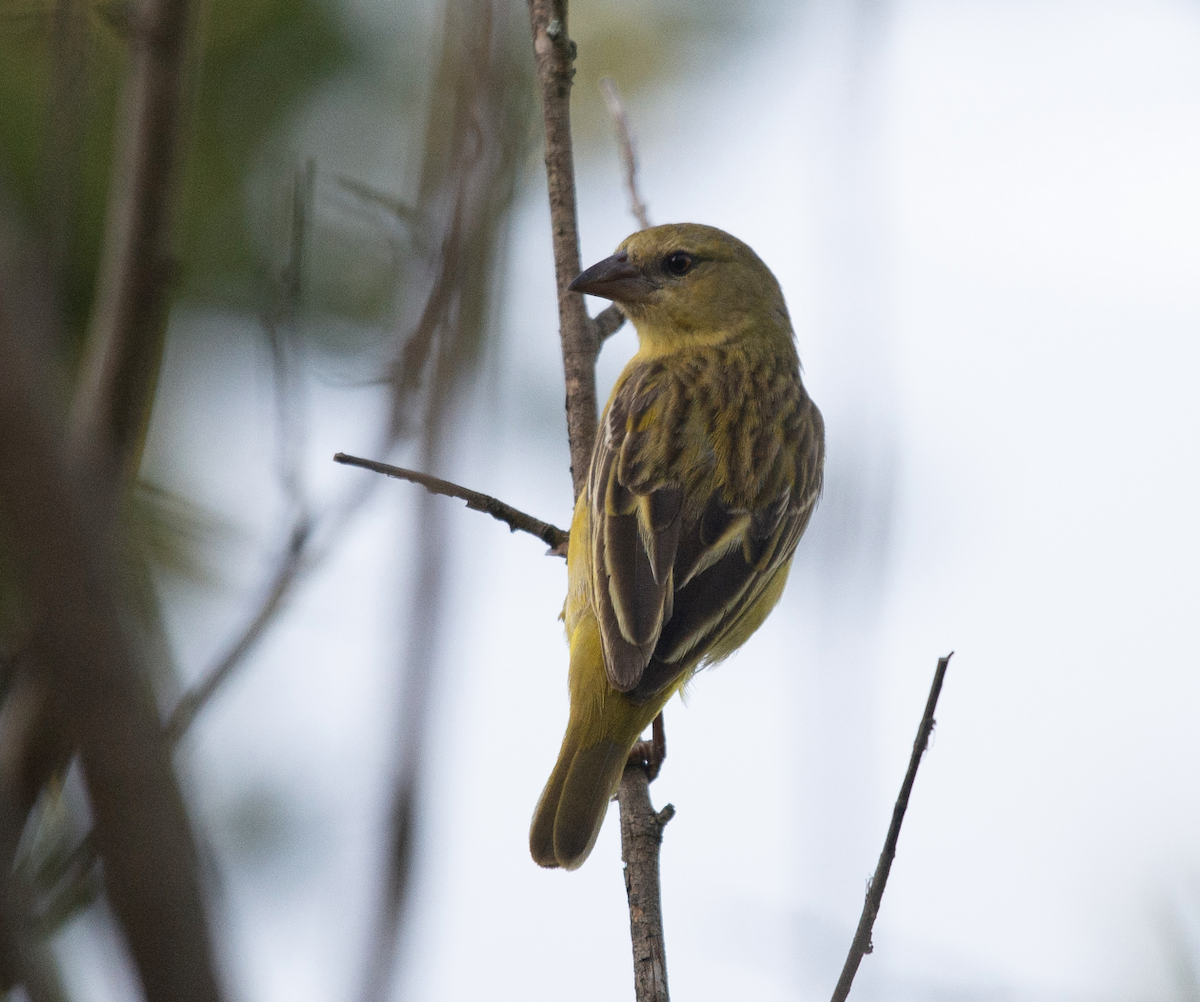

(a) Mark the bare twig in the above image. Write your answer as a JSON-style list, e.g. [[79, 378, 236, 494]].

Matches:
[[333, 453, 569, 554], [831, 653, 953, 1002], [525, 8, 674, 1002], [599, 77, 650, 230], [164, 520, 311, 744], [595, 302, 626, 344], [619, 765, 674, 1002], [526, 0, 600, 500]]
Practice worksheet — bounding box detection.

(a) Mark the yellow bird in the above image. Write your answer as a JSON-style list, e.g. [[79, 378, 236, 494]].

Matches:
[[530, 224, 825, 870]]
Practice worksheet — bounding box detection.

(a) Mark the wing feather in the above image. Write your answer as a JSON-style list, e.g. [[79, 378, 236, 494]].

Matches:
[[589, 353, 825, 701], [589, 370, 683, 692]]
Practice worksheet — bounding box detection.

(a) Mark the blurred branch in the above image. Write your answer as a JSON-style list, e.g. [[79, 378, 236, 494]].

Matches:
[[0, 216, 223, 1002], [359, 1, 532, 998], [831, 652, 953, 1002], [165, 163, 371, 744], [164, 520, 311, 745], [4, 0, 205, 835], [599, 77, 650, 230], [336, 176, 421, 224], [0, 681, 72, 1002], [69, 0, 199, 476], [43, 0, 90, 309], [333, 453, 569, 554]]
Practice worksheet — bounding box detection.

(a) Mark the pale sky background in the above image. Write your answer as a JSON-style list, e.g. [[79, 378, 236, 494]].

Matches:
[[54, 0, 1200, 999]]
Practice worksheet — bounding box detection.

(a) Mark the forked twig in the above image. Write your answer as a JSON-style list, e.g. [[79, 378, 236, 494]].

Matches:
[[831, 653, 954, 1002], [333, 453, 569, 554]]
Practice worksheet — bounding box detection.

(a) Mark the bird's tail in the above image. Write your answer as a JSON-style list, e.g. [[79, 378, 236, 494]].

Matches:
[[530, 616, 662, 870], [529, 726, 633, 870]]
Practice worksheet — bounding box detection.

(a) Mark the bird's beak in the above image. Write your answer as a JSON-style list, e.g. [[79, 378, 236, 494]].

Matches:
[[569, 251, 658, 303]]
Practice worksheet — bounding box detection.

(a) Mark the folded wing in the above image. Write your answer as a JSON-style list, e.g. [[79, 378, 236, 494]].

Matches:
[[589, 360, 824, 700]]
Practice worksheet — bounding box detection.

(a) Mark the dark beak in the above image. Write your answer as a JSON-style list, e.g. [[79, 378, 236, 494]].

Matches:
[[568, 251, 658, 303]]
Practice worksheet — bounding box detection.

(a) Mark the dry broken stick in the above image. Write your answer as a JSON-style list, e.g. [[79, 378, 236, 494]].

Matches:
[[599, 78, 650, 231], [830, 652, 953, 1002], [333, 453, 569, 555]]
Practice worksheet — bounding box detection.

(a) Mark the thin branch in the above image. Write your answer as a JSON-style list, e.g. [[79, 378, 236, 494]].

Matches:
[[619, 765, 674, 1002], [595, 302, 626, 344], [164, 520, 311, 745], [831, 652, 954, 1002], [527, 7, 673, 1002], [361, 3, 532, 997], [526, 0, 600, 500], [599, 77, 650, 230], [333, 453, 569, 554]]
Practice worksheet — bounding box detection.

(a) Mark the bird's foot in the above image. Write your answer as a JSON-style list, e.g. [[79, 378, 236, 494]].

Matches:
[[626, 712, 667, 782]]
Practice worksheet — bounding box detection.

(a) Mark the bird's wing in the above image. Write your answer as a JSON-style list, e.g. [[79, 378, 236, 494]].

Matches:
[[588, 365, 685, 692], [590, 361, 824, 698], [624, 386, 825, 704]]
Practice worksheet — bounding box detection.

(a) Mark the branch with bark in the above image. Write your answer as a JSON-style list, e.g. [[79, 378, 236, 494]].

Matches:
[[333, 453, 570, 553]]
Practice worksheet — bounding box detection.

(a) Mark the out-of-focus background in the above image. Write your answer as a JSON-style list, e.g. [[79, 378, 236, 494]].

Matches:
[[2, 0, 1200, 998]]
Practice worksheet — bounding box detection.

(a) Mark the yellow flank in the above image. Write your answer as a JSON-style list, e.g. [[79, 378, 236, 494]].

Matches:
[[530, 223, 825, 870]]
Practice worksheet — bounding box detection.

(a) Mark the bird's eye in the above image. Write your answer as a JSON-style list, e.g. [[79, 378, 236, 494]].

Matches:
[[664, 251, 694, 276]]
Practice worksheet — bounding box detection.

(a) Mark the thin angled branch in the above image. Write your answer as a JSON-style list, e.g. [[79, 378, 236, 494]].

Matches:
[[831, 652, 953, 1002], [595, 302, 626, 344], [599, 77, 650, 230], [164, 520, 311, 744], [333, 453, 569, 554]]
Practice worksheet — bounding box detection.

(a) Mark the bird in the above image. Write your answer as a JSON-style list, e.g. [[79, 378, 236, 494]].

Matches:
[[530, 223, 825, 870]]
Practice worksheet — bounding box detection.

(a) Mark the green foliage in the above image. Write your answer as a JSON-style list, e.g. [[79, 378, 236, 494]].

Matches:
[[0, 0, 353, 342], [181, 0, 353, 304]]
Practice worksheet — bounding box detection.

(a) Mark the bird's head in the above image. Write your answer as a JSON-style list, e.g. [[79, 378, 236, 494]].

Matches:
[[569, 223, 792, 352]]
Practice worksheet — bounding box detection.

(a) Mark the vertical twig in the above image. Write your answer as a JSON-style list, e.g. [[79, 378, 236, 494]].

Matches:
[[525, 11, 673, 1002], [830, 653, 953, 1002], [70, 0, 198, 475], [359, 1, 530, 997], [620, 766, 674, 1002], [525, 0, 599, 500]]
